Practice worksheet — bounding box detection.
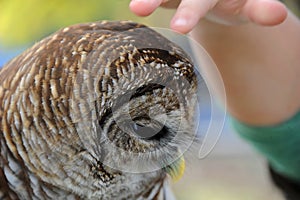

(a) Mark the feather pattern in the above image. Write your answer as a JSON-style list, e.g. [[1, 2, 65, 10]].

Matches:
[[0, 21, 198, 199]]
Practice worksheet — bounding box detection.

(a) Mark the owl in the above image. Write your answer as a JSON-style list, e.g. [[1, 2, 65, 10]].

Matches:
[[0, 21, 198, 199]]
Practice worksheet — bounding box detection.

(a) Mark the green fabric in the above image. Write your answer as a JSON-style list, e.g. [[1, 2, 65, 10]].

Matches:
[[231, 111, 300, 182]]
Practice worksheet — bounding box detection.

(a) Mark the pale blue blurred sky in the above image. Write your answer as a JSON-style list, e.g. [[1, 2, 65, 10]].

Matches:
[[0, 46, 25, 66]]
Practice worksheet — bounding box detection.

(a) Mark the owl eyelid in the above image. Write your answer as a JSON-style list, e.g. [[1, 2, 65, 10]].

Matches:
[[131, 114, 151, 122], [100, 83, 164, 127], [130, 120, 168, 141]]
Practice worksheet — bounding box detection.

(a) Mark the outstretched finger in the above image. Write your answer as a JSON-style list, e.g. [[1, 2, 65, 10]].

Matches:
[[170, 0, 217, 34], [129, 0, 164, 16], [243, 0, 287, 26]]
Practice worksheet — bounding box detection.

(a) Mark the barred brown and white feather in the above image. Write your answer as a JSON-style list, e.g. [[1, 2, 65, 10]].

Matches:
[[0, 21, 198, 199]]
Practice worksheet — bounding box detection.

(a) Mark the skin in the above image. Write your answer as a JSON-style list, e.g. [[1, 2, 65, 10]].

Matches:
[[129, 0, 300, 125]]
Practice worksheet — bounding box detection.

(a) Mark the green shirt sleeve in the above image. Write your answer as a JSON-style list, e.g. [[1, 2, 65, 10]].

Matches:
[[231, 111, 300, 182]]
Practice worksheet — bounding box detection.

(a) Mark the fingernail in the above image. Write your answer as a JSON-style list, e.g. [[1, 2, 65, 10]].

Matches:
[[173, 18, 188, 27], [130, 0, 160, 7], [130, 0, 145, 6], [131, 0, 154, 3]]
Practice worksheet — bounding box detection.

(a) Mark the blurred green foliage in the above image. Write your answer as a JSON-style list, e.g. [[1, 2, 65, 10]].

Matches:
[[283, 0, 300, 16], [0, 0, 142, 46]]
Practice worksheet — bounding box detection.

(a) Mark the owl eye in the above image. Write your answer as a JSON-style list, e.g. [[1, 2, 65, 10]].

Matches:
[[130, 122, 167, 140]]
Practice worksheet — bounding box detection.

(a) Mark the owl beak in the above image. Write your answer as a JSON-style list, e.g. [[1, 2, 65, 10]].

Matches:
[[164, 156, 185, 182]]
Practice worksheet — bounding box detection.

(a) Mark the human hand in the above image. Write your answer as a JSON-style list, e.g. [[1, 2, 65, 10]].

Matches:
[[129, 0, 288, 33]]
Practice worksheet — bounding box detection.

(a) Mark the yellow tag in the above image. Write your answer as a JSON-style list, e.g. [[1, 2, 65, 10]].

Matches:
[[165, 156, 185, 182]]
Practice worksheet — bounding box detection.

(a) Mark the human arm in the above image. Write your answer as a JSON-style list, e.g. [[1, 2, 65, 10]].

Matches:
[[192, 7, 300, 198], [192, 11, 300, 125], [192, 8, 300, 196]]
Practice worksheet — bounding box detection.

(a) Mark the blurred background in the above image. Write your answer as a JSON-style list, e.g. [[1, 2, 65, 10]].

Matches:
[[0, 0, 299, 199]]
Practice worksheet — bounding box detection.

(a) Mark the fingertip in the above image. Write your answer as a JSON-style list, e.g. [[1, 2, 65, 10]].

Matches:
[[129, 0, 162, 16], [170, 18, 193, 34], [169, 0, 213, 34], [247, 0, 288, 26]]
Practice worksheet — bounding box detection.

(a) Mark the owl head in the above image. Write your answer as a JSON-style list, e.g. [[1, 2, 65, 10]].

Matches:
[[69, 21, 199, 199], [0, 21, 199, 199]]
